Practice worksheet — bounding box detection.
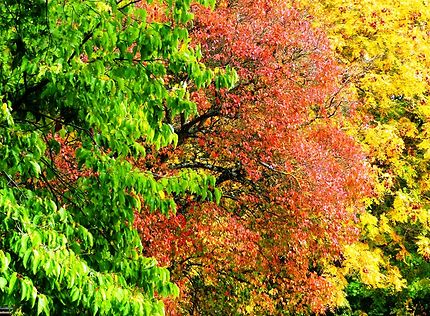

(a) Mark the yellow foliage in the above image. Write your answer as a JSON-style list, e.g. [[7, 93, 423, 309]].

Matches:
[[389, 191, 412, 223], [323, 265, 349, 307], [95, 1, 112, 12], [396, 117, 418, 138], [343, 243, 385, 287], [419, 106, 430, 119], [415, 208, 430, 230], [360, 212, 378, 227], [386, 266, 407, 292], [416, 236, 430, 260], [363, 124, 404, 162], [418, 139, 430, 160], [158, 190, 166, 199], [245, 304, 254, 314], [286, 0, 430, 306], [298, 0, 430, 117], [360, 212, 379, 239], [339, 242, 406, 291]]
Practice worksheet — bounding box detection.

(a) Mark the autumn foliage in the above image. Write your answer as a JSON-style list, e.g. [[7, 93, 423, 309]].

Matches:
[[4, 0, 428, 315], [133, 0, 372, 314], [301, 1, 430, 314]]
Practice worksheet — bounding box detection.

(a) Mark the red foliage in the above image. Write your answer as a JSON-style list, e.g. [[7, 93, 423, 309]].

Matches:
[[39, 134, 94, 193], [135, 203, 261, 314], [134, 0, 371, 313]]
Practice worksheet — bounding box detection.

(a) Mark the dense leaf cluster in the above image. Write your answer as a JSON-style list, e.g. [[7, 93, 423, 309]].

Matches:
[[0, 0, 233, 314], [2, 0, 429, 315]]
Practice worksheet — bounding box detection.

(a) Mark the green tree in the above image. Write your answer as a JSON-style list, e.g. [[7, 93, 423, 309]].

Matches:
[[0, 0, 233, 314]]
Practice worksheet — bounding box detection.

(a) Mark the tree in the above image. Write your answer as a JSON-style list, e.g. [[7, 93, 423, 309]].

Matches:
[[297, 0, 430, 314], [0, 0, 234, 314], [135, 0, 372, 314]]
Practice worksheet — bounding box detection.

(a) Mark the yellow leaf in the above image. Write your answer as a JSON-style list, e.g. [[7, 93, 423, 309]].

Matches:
[[158, 190, 165, 199], [416, 236, 430, 260]]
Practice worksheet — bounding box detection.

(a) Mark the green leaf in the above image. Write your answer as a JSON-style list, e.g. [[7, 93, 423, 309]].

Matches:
[[29, 161, 41, 177], [20, 278, 28, 301], [32, 250, 41, 275], [0, 277, 7, 291], [8, 272, 18, 295], [37, 294, 49, 316], [23, 249, 32, 268], [71, 287, 80, 302], [214, 188, 221, 204], [0, 250, 10, 273]]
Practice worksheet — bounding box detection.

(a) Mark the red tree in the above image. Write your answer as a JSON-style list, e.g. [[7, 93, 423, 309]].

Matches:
[[135, 0, 371, 313]]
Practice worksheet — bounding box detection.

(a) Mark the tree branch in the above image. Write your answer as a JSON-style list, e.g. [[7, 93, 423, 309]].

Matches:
[[172, 161, 245, 185], [177, 107, 221, 144]]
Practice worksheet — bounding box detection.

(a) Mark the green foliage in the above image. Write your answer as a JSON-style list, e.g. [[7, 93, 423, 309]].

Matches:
[[0, 0, 233, 314]]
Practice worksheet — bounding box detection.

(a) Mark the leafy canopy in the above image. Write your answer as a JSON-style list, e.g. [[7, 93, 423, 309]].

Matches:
[[136, 0, 372, 314], [299, 0, 430, 314], [0, 0, 235, 314]]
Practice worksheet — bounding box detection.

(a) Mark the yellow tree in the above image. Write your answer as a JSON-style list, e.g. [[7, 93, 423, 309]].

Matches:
[[297, 0, 430, 314]]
